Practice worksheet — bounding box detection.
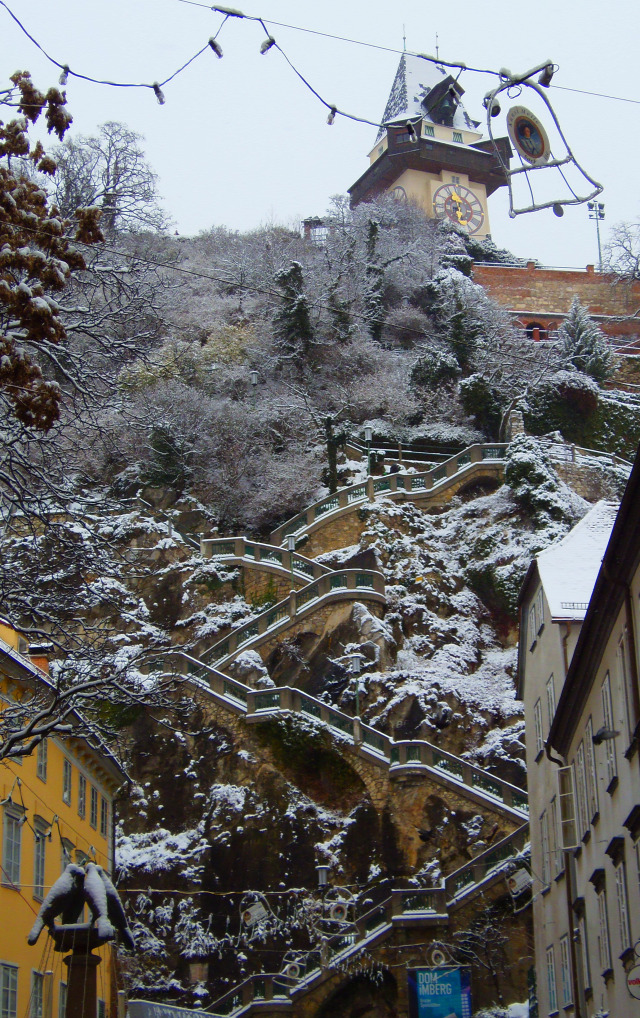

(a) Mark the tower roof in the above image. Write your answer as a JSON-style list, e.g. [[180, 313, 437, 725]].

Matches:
[[377, 53, 479, 140]]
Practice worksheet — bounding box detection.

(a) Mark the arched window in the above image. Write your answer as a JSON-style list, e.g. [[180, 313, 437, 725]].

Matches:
[[525, 321, 548, 342]]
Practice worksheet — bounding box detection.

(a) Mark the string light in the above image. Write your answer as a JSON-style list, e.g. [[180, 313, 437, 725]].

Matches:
[[326, 107, 337, 126], [208, 37, 224, 58], [58, 65, 69, 86], [152, 83, 166, 105], [260, 36, 275, 54]]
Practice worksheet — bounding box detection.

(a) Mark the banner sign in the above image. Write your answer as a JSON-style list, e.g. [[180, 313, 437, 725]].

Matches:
[[408, 967, 472, 1018]]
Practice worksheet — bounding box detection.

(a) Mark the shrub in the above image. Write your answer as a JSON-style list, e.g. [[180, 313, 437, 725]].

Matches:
[[459, 374, 504, 438], [411, 349, 461, 388]]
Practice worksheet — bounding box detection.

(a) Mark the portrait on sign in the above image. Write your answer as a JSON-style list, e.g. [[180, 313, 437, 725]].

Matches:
[[506, 106, 551, 166]]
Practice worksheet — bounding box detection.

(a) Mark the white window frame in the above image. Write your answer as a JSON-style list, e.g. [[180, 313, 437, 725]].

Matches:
[[452, 130, 463, 143], [540, 810, 550, 887], [90, 786, 98, 829], [558, 766, 578, 849], [550, 796, 563, 877], [614, 859, 631, 952], [574, 742, 588, 837], [578, 915, 591, 994], [78, 774, 86, 820], [33, 820, 47, 901], [58, 984, 67, 1018], [617, 629, 636, 744], [31, 972, 43, 1018], [99, 797, 109, 838], [0, 964, 18, 1018], [559, 934, 572, 1006], [546, 674, 556, 727], [535, 587, 545, 633], [534, 698, 544, 756], [601, 672, 618, 787], [62, 759, 72, 805], [584, 717, 599, 819], [2, 807, 22, 887], [545, 945, 558, 1013], [529, 603, 538, 649], [36, 740, 47, 783], [424, 124, 435, 137], [597, 888, 612, 972]]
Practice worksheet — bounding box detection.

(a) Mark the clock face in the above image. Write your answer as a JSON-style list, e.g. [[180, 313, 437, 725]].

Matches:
[[432, 183, 485, 234], [390, 185, 408, 202]]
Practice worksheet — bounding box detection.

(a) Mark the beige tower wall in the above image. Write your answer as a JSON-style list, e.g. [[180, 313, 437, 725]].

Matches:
[[386, 168, 491, 237]]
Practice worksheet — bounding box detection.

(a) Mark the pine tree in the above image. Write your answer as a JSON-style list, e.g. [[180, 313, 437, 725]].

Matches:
[[272, 261, 313, 364], [559, 297, 616, 383]]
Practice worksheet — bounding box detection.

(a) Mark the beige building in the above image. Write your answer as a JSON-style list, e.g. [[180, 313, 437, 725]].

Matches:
[[518, 466, 640, 1017], [348, 53, 510, 238]]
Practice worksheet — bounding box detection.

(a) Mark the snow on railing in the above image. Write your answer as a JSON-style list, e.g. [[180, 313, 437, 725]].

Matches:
[[271, 444, 509, 546], [200, 536, 330, 582], [144, 652, 528, 820], [204, 824, 529, 1016], [199, 569, 386, 668]]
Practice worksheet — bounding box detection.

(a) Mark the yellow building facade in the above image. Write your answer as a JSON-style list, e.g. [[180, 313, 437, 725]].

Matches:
[[0, 622, 126, 1018]]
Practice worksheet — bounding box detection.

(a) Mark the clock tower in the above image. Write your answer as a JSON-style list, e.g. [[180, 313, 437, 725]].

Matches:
[[348, 54, 511, 237]]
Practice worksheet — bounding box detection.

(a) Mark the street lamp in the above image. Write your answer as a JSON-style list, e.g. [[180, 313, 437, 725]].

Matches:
[[587, 201, 605, 272], [364, 426, 373, 476], [286, 534, 296, 587], [349, 652, 364, 717]]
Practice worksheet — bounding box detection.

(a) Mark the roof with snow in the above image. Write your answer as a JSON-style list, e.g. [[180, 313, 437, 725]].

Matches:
[[376, 53, 480, 141], [536, 500, 619, 620]]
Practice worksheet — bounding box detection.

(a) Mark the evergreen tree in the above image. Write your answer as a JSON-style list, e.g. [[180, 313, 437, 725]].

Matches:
[[559, 297, 616, 383], [272, 261, 313, 364]]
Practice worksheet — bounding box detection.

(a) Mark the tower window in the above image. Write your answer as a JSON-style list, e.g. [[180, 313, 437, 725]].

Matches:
[[451, 175, 460, 185], [453, 131, 463, 143], [423, 124, 434, 137]]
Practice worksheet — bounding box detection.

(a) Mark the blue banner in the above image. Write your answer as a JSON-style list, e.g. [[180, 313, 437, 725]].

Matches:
[[407, 967, 472, 1018]]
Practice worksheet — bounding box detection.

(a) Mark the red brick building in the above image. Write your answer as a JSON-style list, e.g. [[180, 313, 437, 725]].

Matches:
[[473, 261, 640, 348]]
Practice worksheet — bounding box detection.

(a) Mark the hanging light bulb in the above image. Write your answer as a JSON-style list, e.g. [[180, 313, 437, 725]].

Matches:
[[260, 36, 276, 54], [538, 63, 555, 87], [482, 95, 501, 118], [152, 83, 166, 105], [552, 203, 564, 217], [326, 107, 337, 126], [58, 65, 70, 86], [209, 38, 224, 58]]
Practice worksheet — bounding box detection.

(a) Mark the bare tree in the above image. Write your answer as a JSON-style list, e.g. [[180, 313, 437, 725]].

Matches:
[[52, 121, 170, 234]]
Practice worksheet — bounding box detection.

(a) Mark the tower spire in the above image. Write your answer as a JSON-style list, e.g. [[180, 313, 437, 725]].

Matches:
[[402, 24, 406, 52], [435, 32, 440, 61]]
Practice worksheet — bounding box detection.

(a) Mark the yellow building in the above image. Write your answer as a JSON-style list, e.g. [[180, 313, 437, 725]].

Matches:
[[0, 621, 127, 1018]]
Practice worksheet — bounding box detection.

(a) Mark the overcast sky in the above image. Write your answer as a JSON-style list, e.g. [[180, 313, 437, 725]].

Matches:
[[2, 0, 637, 266]]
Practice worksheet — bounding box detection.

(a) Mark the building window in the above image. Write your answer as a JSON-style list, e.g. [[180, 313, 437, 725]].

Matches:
[[33, 821, 47, 901], [377, 145, 384, 155], [528, 603, 538, 649], [394, 131, 412, 145], [584, 717, 599, 819], [534, 698, 544, 756], [2, 808, 22, 886], [36, 740, 47, 782], [558, 767, 578, 849], [618, 629, 637, 744], [97, 1000, 106, 1018], [58, 984, 67, 1018], [62, 759, 72, 805], [550, 797, 563, 877], [78, 774, 86, 820], [546, 674, 556, 726], [451, 174, 460, 184], [614, 860, 631, 952], [575, 743, 588, 836], [423, 124, 434, 137], [597, 888, 612, 972], [540, 811, 550, 886], [535, 588, 544, 633], [601, 673, 618, 788], [559, 935, 572, 1006], [90, 786, 98, 829], [578, 915, 591, 993], [453, 130, 463, 143], [545, 946, 557, 1013], [100, 798, 109, 838], [0, 964, 18, 1018], [31, 972, 44, 1018]]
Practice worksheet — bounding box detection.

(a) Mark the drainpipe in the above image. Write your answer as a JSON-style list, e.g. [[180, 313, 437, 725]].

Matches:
[[624, 585, 640, 739], [561, 621, 572, 679]]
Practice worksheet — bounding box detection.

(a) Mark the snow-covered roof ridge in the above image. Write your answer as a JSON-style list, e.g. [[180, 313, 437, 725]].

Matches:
[[377, 53, 478, 140], [536, 500, 619, 620]]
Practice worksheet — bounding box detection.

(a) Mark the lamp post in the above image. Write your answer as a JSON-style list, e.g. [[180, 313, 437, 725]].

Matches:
[[587, 201, 605, 272], [249, 369, 259, 403], [286, 534, 296, 588], [349, 652, 364, 717], [364, 426, 373, 476]]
